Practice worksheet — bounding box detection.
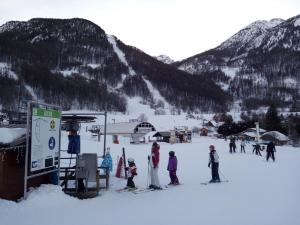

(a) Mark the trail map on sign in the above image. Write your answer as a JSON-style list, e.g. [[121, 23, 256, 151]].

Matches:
[[31, 108, 61, 172]]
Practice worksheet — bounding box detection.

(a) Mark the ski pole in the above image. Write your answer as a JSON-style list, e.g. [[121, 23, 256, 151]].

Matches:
[[147, 155, 150, 187], [219, 170, 229, 182]]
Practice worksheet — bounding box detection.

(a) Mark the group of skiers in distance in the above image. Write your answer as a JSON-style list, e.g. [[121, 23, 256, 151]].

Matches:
[[228, 136, 276, 161], [125, 137, 277, 190]]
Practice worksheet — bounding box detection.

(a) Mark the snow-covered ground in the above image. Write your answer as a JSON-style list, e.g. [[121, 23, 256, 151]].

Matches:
[[1, 122, 300, 225]]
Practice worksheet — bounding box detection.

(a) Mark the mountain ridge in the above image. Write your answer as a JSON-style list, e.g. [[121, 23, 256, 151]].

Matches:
[[175, 14, 300, 110], [0, 18, 230, 113]]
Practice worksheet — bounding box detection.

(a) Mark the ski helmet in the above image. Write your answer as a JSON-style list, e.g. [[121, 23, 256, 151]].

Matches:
[[127, 157, 135, 163], [169, 151, 175, 157]]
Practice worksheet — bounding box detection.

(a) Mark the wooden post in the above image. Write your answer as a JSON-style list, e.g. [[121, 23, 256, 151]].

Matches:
[[122, 147, 127, 179]]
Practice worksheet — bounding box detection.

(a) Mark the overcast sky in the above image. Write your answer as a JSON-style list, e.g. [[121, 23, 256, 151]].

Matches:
[[0, 0, 299, 60]]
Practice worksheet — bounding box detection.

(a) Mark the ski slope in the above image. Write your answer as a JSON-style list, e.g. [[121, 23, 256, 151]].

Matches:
[[1, 128, 300, 225]]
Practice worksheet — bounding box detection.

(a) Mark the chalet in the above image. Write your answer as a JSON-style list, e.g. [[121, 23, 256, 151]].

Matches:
[[261, 131, 289, 145], [153, 131, 171, 143], [238, 127, 266, 141]]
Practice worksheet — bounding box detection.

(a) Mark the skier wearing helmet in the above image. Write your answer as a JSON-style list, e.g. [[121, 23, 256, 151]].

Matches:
[[208, 145, 220, 183], [126, 157, 137, 188]]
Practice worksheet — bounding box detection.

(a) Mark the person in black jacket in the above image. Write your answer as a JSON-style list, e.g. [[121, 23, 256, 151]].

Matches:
[[266, 141, 276, 161], [208, 145, 220, 183], [229, 136, 236, 153]]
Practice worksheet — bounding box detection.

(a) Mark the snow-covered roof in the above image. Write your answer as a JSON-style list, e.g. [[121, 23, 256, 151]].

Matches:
[[153, 131, 171, 137], [240, 132, 258, 138], [241, 128, 266, 135], [208, 120, 217, 127], [261, 131, 289, 141], [249, 127, 266, 132], [0, 127, 26, 145]]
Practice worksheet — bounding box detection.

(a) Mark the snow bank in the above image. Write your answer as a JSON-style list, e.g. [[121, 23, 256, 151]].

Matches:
[[0, 128, 26, 144]]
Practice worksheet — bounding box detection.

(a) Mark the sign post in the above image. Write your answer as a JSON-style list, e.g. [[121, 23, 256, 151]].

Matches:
[[24, 101, 61, 199]]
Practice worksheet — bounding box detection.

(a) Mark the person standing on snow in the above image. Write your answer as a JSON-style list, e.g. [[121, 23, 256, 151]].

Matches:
[[148, 142, 161, 189], [240, 138, 246, 153], [208, 145, 220, 183], [229, 136, 236, 153], [266, 141, 276, 162], [167, 151, 179, 185], [126, 157, 137, 188]]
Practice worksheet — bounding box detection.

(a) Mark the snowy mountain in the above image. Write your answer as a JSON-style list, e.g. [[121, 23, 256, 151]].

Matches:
[[155, 55, 175, 64], [175, 15, 300, 110], [0, 18, 229, 113]]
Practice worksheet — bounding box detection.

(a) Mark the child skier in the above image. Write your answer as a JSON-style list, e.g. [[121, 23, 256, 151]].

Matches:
[[253, 143, 262, 156], [208, 145, 220, 183], [149, 142, 161, 189], [126, 157, 137, 188], [240, 138, 246, 153], [167, 151, 179, 185]]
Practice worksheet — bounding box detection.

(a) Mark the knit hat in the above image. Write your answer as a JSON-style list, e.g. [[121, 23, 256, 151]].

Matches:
[[209, 145, 215, 150], [169, 151, 175, 157]]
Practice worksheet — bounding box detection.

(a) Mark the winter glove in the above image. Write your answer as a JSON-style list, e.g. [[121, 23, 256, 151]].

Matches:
[[147, 155, 150, 161], [208, 163, 211, 168]]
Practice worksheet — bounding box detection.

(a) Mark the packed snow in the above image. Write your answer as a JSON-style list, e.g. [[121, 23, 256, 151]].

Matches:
[[1, 112, 300, 225], [143, 78, 171, 112], [107, 35, 136, 76], [0, 128, 26, 144]]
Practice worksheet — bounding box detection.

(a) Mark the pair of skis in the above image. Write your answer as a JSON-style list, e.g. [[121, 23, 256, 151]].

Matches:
[[200, 180, 229, 185], [116, 184, 175, 194]]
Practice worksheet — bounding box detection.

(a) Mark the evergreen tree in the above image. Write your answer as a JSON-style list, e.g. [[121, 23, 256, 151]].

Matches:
[[264, 104, 285, 133]]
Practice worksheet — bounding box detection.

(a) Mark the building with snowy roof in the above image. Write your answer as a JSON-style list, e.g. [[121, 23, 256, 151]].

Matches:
[[102, 122, 155, 136], [238, 127, 267, 141], [261, 131, 289, 145], [101, 122, 156, 143]]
